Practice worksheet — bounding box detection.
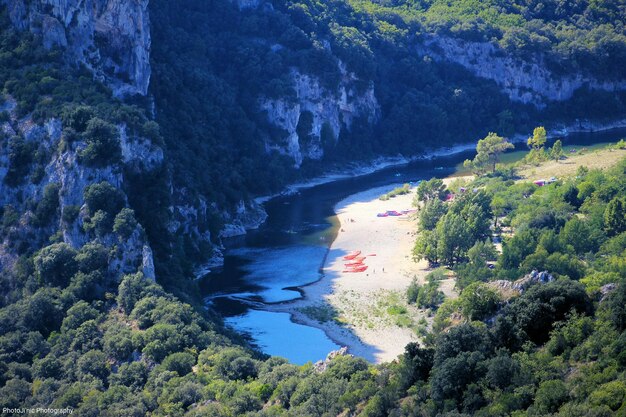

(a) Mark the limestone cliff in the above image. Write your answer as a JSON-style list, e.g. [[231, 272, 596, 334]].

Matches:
[[0, 95, 162, 281], [260, 67, 380, 167], [2, 0, 151, 97], [418, 35, 626, 108]]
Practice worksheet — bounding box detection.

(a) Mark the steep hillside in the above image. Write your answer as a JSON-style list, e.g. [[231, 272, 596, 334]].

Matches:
[[0, 0, 625, 415]]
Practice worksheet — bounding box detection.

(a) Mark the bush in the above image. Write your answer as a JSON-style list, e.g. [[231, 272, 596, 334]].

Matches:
[[77, 350, 109, 381], [83, 181, 125, 216], [162, 352, 196, 376], [75, 241, 109, 273], [117, 272, 163, 313], [113, 208, 138, 238], [62, 205, 80, 224], [533, 380, 568, 414], [33, 183, 60, 226], [459, 282, 500, 321], [34, 243, 78, 287], [78, 118, 121, 167], [4, 136, 34, 186], [109, 362, 148, 390], [62, 105, 95, 132], [83, 210, 112, 237]]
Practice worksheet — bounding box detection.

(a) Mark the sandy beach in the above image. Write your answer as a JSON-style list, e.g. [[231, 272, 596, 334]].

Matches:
[[267, 184, 440, 363]]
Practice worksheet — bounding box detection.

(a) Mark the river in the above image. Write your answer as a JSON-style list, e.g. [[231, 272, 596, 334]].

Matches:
[[198, 128, 626, 364]]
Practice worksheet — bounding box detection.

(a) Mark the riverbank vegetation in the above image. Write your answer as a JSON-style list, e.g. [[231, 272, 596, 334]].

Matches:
[[379, 183, 411, 200]]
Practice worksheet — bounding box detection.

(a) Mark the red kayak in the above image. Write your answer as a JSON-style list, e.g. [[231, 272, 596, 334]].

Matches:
[[343, 250, 362, 260]]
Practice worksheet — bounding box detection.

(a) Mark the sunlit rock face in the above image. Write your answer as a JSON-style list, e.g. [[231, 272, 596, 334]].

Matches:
[[260, 68, 380, 168], [2, 0, 151, 97]]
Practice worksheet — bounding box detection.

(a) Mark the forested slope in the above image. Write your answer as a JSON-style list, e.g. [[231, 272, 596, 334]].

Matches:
[[0, 0, 626, 415]]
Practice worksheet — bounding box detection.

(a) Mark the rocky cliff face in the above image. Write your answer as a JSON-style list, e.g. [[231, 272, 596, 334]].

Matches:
[[0, 95, 161, 281], [418, 36, 626, 108], [2, 0, 151, 97], [260, 67, 380, 167]]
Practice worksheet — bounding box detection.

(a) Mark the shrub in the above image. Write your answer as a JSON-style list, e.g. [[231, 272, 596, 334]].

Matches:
[[77, 350, 109, 381], [162, 352, 196, 376], [83, 181, 125, 216], [34, 243, 78, 287], [75, 241, 109, 273], [33, 183, 60, 226], [62, 205, 80, 224], [62, 105, 95, 132], [83, 210, 112, 237], [78, 118, 121, 167], [113, 208, 138, 238], [4, 136, 34, 186]]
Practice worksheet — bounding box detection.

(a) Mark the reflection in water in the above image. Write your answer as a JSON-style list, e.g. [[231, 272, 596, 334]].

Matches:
[[224, 246, 327, 303]]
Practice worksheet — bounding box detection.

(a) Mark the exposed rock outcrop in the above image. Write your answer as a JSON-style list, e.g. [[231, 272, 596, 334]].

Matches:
[[489, 270, 554, 300], [260, 67, 380, 167], [2, 0, 151, 97], [0, 94, 162, 282], [219, 200, 268, 239], [418, 35, 626, 108], [313, 346, 350, 373]]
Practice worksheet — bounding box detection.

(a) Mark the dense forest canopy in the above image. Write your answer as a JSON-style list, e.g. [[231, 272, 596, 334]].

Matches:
[[350, 0, 626, 78]]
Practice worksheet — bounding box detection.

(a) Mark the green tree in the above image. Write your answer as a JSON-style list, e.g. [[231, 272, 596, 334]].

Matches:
[[436, 212, 473, 265], [62, 105, 95, 132], [113, 208, 138, 238], [419, 199, 447, 230], [77, 350, 110, 381], [34, 243, 78, 287], [75, 241, 109, 273], [467, 240, 497, 265], [83, 181, 125, 216], [78, 118, 122, 167], [415, 178, 447, 204], [413, 230, 439, 264], [162, 352, 196, 376], [61, 301, 99, 331], [83, 210, 112, 237], [459, 282, 500, 321], [533, 380, 568, 414], [464, 132, 514, 174], [550, 139, 564, 162], [33, 183, 60, 226], [117, 272, 161, 313], [527, 126, 547, 150], [604, 196, 626, 236], [559, 217, 601, 254]]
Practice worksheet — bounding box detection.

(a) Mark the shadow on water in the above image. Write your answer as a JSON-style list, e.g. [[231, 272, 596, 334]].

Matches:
[[199, 127, 626, 363]]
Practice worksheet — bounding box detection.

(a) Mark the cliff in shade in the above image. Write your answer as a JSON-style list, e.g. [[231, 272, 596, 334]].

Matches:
[[417, 35, 626, 108], [1, 0, 151, 97]]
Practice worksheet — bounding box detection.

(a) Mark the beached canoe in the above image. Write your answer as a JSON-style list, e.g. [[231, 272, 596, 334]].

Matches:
[[343, 250, 361, 260]]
